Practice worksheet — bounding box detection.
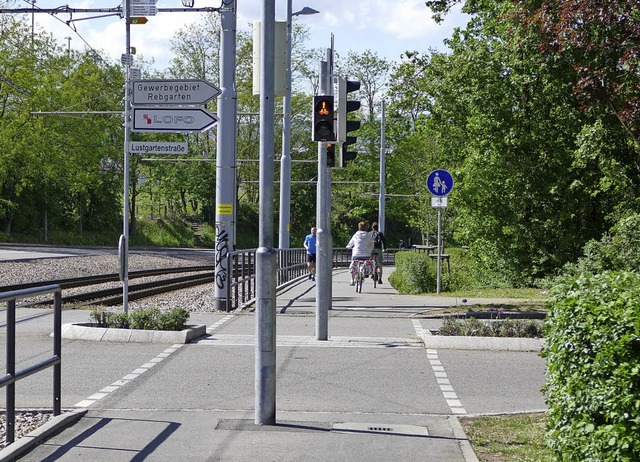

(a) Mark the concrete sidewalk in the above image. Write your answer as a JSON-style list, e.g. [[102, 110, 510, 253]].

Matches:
[[2, 269, 516, 461]]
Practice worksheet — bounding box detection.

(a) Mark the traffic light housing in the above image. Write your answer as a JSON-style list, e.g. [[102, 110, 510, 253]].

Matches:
[[327, 143, 336, 168], [312, 95, 335, 142], [336, 77, 361, 167]]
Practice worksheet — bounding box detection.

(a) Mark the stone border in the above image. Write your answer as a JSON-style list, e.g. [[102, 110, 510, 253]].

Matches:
[[59, 323, 207, 343], [422, 330, 543, 352], [0, 409, 87, 461]]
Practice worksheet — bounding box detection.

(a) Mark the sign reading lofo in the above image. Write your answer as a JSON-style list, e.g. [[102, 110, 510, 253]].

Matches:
[[132, 107, 218, 133]]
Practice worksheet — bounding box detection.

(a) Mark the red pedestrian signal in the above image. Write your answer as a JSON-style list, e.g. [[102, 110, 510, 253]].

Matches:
[[312, 95, 335, 142]]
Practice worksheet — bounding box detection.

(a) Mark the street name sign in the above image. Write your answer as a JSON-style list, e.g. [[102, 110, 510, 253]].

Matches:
[[132, 107, 218, 133], [132, 79, 221, 106], [427, 169, 454, 197], [129, 141, 189, 155]]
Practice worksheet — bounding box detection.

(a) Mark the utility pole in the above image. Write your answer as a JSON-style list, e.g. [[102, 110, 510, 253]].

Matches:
[[255, 0, 277, 426], [121, 0, 132, 314], [378, 100, 386, 232], [214, 0, 238, 312]]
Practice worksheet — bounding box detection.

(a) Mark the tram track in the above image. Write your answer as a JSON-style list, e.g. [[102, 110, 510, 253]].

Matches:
[[0, 265, 216, 307]]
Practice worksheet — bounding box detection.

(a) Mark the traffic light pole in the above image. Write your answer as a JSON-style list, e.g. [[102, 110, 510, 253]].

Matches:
[[316, 58, 331, 341]]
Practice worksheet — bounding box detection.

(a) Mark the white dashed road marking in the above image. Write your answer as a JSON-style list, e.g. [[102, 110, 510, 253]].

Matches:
[[74, 344, 184, 408], [412, 320, 467, 415]]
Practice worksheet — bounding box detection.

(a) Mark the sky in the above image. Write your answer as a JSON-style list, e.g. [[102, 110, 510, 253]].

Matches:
[[23, 0, 470, 69]]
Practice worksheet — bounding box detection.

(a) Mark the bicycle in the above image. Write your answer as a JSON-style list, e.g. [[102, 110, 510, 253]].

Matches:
[[372, 259, 379, 288], [351, 257, 374, 293]]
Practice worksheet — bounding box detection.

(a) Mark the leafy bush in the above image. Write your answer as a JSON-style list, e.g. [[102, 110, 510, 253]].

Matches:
[[438, 317, 543, 338], [90, 307, 190, 331], [543, 272, 640, 461], [389, 251, 437, 293]]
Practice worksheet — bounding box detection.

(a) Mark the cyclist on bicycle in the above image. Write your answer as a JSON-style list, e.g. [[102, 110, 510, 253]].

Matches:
[[346, 221, 374, 286], [370, 222, 387, 283]]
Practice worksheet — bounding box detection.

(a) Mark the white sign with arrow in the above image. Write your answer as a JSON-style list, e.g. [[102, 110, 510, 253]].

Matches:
[[132, 79, 221, 106], [132, 107, 218, 133]]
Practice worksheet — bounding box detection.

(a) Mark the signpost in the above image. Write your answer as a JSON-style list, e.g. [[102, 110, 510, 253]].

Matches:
[[132, 107, 218, 132], [132, 79, 221, 106], [129, 17, 148, 24], [427, 169, 454, 293]]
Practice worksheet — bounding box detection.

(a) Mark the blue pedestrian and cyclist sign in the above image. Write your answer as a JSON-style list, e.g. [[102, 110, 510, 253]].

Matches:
[[427, 169, 454, 196]]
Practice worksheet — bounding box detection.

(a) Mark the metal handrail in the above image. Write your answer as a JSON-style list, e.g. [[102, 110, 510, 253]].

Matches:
[[1, 285, 62, 445], [224, 248, 400, 311]]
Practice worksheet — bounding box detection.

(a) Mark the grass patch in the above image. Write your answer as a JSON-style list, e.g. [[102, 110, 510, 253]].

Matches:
[[461, 413, 552, 461], [423, 301, 548, 317]]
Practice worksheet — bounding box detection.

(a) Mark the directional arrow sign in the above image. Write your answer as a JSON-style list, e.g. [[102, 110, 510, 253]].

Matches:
[[132, 79, 221, 106], [132, 107, 218, 133], [129, 17, 148, 24]]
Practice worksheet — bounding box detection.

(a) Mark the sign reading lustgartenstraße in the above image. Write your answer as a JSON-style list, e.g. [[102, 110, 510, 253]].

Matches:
[[132, 79, 221, 105], [129, 141, 188, 155], [132, 107, 218, 133]]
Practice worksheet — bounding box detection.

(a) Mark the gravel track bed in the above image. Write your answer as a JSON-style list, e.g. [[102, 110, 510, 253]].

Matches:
[[0, 253, 219, 313]]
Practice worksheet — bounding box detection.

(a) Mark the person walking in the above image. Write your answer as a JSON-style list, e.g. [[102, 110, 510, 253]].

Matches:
[[346, 221, 374, 286], [303, 227, 317, 281], [370, 222, 387, 283]]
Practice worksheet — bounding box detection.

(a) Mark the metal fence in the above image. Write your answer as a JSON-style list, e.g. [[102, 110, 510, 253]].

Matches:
[[224, 248, 400, 311], [0, 285, 62, 445]]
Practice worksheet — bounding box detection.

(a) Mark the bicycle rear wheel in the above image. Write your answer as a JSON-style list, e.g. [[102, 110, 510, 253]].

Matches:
[[357, 266, 364, 293], [373, 265, 378, 288]]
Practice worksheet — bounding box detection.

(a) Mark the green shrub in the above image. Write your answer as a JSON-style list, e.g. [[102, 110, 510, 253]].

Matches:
[[89, 307, 190, 331], [129, 307, 160, 330], [438, 317, 543, 338], [389, 251, 437, 294], [543, 271, 640, 461]]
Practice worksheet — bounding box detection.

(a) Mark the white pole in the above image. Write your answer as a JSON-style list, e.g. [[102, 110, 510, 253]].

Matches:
[[378, 100, 386, 232]]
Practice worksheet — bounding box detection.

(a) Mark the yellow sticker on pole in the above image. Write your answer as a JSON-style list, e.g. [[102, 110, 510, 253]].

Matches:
[[217, 204, 233, 215]]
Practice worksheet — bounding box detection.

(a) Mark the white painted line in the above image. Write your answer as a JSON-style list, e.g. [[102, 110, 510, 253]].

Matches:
[[74, 400, 95, 408], [74, 343, 185, 409], [413, 320, 468, 416], [100, 386, 119, 393]]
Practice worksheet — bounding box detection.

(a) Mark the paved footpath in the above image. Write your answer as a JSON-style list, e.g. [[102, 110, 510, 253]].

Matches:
[[2, 268, 546, 461]]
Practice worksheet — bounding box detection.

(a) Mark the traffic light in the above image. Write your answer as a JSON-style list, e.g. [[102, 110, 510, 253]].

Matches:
[[327, 143, 336, 168], [312, 95, 335, 142], [336, 76, 361, 167]]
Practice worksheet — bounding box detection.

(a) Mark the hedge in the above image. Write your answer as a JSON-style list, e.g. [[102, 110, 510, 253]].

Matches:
[[388, 250, 441, 294], [543, 271, 640, 461]]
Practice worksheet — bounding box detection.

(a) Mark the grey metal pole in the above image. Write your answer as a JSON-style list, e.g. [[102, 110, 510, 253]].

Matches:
[[122, 0, 131, 314], [378, 100, 386, 233], [278, 0, 293, 250], [436, 207, 442, 294], [316, 59, 330, 341], [255, 0, 277, 426], [214, 0, 237, 312]]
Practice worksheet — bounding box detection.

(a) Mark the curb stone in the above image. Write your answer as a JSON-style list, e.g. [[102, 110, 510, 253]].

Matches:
[[57, 323, 207, 343], [0, 409, 87, 462]]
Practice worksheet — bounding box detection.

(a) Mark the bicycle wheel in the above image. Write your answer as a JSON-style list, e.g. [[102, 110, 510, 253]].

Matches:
[[357, 265, 364, 293], [373, 263, 378, 288]]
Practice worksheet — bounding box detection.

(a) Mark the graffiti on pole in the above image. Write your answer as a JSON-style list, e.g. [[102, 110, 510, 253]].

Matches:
[[215, 224, 230, 289]]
